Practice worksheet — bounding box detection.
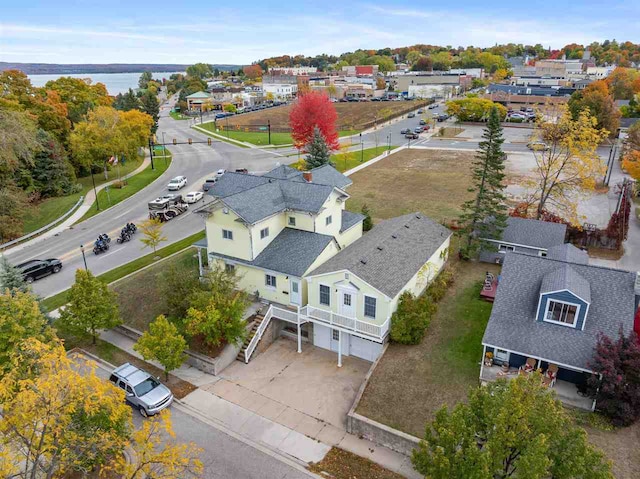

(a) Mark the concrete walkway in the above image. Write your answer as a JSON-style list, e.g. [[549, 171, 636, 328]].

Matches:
[[7, 157, 151, 255], [99, 327, 421, 478]]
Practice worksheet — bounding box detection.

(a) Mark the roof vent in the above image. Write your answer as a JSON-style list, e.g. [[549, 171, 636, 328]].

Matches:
[[404, 224, 410, 228], [391, 234, 398, 239], [360, 259, 367, 265], [415, 214, 421, 219], [376, 246, 384, 251]]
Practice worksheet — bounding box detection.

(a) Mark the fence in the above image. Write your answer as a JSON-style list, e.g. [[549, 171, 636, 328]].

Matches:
[[0, 196, 85, 251]]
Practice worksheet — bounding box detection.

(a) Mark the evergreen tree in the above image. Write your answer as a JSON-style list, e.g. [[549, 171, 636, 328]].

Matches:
[[458, 106, 507, 256], [0, 255, 28, 293], [32, 129, 76, 198], [139, 71, 153, 89], [305, 127, 332, 169], [140, 91, 160, 133], [361, 204, 373, 232], [113, 88, 141, 111]]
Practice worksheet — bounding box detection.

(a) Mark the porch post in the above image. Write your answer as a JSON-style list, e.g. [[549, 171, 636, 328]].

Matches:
[[297, 307, 302, 354], [197, 248, 203, 277], [479, 344, 486, 381], [337, 330, 342, 368]]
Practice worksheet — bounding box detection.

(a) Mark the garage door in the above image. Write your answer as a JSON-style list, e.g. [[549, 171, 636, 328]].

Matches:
[[350, 335, 383, 362]]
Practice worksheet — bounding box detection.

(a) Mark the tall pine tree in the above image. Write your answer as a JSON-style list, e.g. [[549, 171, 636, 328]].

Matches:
[[305, 127, 332, 169], [459, 106, 507, 256]]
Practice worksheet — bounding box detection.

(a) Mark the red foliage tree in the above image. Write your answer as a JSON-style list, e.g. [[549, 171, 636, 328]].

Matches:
[[587, 328, 640, 426], [289, 91, 339, 151], [242, 64, 263, 80]]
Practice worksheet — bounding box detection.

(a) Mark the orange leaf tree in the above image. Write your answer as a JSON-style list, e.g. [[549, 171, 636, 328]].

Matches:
[[289, 91, 340, 151], [622, 150, 640, 180]]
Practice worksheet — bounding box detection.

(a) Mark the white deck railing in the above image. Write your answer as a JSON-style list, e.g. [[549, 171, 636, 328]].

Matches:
[[300, 305, 390, 341], [244, 306, 274, 363]]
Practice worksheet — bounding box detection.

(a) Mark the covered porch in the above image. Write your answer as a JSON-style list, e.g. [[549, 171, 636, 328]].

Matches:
[[480, 345, 596, 411]]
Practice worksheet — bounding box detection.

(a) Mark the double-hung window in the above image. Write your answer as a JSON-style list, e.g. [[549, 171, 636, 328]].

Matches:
[[325, 215, 332, 226], [265, 274, 277, 288], [319, 285, 331, 306], [260, 227, 269, 239], [364, 296, 377, 318], [288, 217, 296, 226], [222, 229, 233, 240], [545, 300, 578, 326]]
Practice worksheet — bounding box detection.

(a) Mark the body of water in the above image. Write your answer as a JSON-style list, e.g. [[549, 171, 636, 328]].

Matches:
[[29, 71, 184, 95]]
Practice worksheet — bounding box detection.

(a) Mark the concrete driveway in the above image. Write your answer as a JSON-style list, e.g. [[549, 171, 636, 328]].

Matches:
[[208, 339, 370, 430]]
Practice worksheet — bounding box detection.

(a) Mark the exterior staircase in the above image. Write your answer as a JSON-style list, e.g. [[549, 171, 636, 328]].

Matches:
[[236, 313, 265, 362]]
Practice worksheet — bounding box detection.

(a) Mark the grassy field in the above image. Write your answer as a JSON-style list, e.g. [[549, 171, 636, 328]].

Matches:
[[169, 111, 188, 120], [111, 248, 199, 332], [356, 259, 499, 436], [200, 124, 359, 146], [331, 146, 395, 173], [218, 101, 427, 131], [345, 148, 475, 224], [22, 155, 145, 235], [41, 231, 205, 312], [78, 152, 172, 223]]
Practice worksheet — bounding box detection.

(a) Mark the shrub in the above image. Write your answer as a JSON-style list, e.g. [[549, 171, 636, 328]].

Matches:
[[426, 265, 455, 303], [390, 292, 436, 344], [111, 180, 127, 189]]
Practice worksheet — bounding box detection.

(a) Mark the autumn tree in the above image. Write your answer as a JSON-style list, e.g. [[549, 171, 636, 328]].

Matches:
[[0, 109, 39, 184], [568, 80, 620, 135], [140, 218, 167, 254], [0, 289, 53, 373], [134, 315, 187, 381], [622, 150, 640, 180], [45, 76, 111, 124], [0, 339, 131, 477], [411, 56, 433, 72], [627, 122, 640, 151], [113, 410, 203, 479], [58, 269, 121, 344], [605, 67, 640, 100], [0, 186, 28, 242], [412, 374, 612, 479], [305, 127, 332, 169], [458, 107, 507, 255], [526, 106, 608, 223], [445, 97, 507, 122], [375, 77, 386, 90], [243, 64, 263, 80], [586, 329, 640, 426], [289, 91, 340, 150]]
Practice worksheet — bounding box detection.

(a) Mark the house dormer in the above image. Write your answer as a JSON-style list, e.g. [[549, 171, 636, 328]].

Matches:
[[535, 265, 591, 330]]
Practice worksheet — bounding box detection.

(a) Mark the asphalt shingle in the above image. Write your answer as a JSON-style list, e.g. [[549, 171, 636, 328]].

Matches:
[[546, 244, 589, 264], [310, 213, 451, 298], [340, 210, 365, 233], [501, 217, 567, 249], [540, 265, 591, 303]]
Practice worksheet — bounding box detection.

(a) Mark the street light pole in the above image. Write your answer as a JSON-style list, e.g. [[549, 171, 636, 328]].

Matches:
[[359, 133, 363, 163], [80, 244, 88, 271], [90, 167, 100, 211]]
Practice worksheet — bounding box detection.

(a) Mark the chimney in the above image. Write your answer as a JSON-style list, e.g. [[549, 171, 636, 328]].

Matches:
[[303, 172, 312, 183]]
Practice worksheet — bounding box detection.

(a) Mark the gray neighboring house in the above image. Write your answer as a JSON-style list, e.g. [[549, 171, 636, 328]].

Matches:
[[480, 243, 638, 410], [479, 217, 568, 264]]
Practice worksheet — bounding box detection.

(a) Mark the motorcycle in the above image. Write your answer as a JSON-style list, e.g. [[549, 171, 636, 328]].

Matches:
[[125, 223, 137, 235], [97, 233, 111, 244], [116, 229, 131, 244], [93, 239, 110, 255]]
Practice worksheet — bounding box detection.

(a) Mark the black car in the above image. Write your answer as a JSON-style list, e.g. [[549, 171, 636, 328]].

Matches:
[[400, 128, 410, 134], [17, 258, 62, 283]]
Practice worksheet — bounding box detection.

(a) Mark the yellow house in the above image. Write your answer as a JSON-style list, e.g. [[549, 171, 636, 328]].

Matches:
[[195, 165, 451, 365]]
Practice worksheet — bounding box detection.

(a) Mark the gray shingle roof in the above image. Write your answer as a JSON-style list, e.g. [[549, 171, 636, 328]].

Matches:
[[500, 217, 567, 249], [340, 210, 365, 233], [546, 244, 589, 264], [210, 228, 334, 277], [309, 213, 451, 298], [482, 252, 636, 370], [206, 165, 351, 224], [540, 265, 591, 303]]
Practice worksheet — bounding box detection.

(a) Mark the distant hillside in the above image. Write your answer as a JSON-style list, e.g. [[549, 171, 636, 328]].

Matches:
[[0, 63, 240, 75]]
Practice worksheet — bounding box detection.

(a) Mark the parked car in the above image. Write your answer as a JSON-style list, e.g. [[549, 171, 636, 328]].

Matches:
[[202, 178, 217, 191], [216, 169, 226, 178], [428, 103, 438, 109], [109, 363, 173, 417], [400, 128, 410, 134], [419, 119, 426, 125], [16, 258, 62, 283], [405, 132, 419, 139], [414, 127, 423, 134], [527, 142, 550, 151], [417, 109, 424, 114], [436, 113, 449, 122], [184, 191, 204, 203], [407, 112, 416, 118], [167, 175, 187, 191], [235, 168, 248, 174]]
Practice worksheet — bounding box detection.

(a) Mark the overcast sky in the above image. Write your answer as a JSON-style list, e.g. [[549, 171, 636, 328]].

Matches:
[[2, 0, 639, 64]]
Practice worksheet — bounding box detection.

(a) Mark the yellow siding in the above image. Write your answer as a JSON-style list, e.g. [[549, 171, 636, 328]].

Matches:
[[305, 241, 340, 274], [314, 191, 344, 237], [206, 208, 252, 261], [249, 214, 286, 258], [285, 211, 315, 232], [337, 222, 363, 248]]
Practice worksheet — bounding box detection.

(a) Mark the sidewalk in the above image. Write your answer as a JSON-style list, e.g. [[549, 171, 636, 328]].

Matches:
[[100, 327, 421, 478], [7, 157, 151, 255]]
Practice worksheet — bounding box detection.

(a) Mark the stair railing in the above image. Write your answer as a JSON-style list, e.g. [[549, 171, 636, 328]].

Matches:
[[244, 305, 274, 363]]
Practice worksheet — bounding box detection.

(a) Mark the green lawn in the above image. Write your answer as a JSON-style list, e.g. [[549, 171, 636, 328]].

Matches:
[[331, 146, 395, 173], [78, 152, 172, 223], [21, 155, 145, 236], [41, 230, 205, 312], [169, 111, 188, 120]]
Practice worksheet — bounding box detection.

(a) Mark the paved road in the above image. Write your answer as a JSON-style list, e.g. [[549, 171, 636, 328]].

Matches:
[[87, 358, 314, 479], [6, 96, 284, 298]]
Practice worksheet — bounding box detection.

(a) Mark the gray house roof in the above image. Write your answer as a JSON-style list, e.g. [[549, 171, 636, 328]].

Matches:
[[309, 213, 451, 298], [546, 244, 589, 264], [482, 252, 636, 370], [210, 228, 334, 277], [206, 165, 352, 224], [540, 265, 591, 303], [340, 210, 365, 233], [499, 217, 567, 249]]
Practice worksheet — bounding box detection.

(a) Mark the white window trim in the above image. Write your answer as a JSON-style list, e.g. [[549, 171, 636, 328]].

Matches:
[[543, 298, 581, 329], [494, 348, 510, 363], [222, 229, 233, 240], [265, 274, 277, 289], [363, 294, 377, 319], [260, 227, 269, 239], [288, 216, 296, 226], [319, 283, 331, 306]]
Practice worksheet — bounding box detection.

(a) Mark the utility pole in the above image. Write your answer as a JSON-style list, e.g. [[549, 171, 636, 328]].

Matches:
[[268, 120, 271, 145], [90, 167, 100, 211], [148, 138, 155, 170], [360, 133, 363, 162]]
